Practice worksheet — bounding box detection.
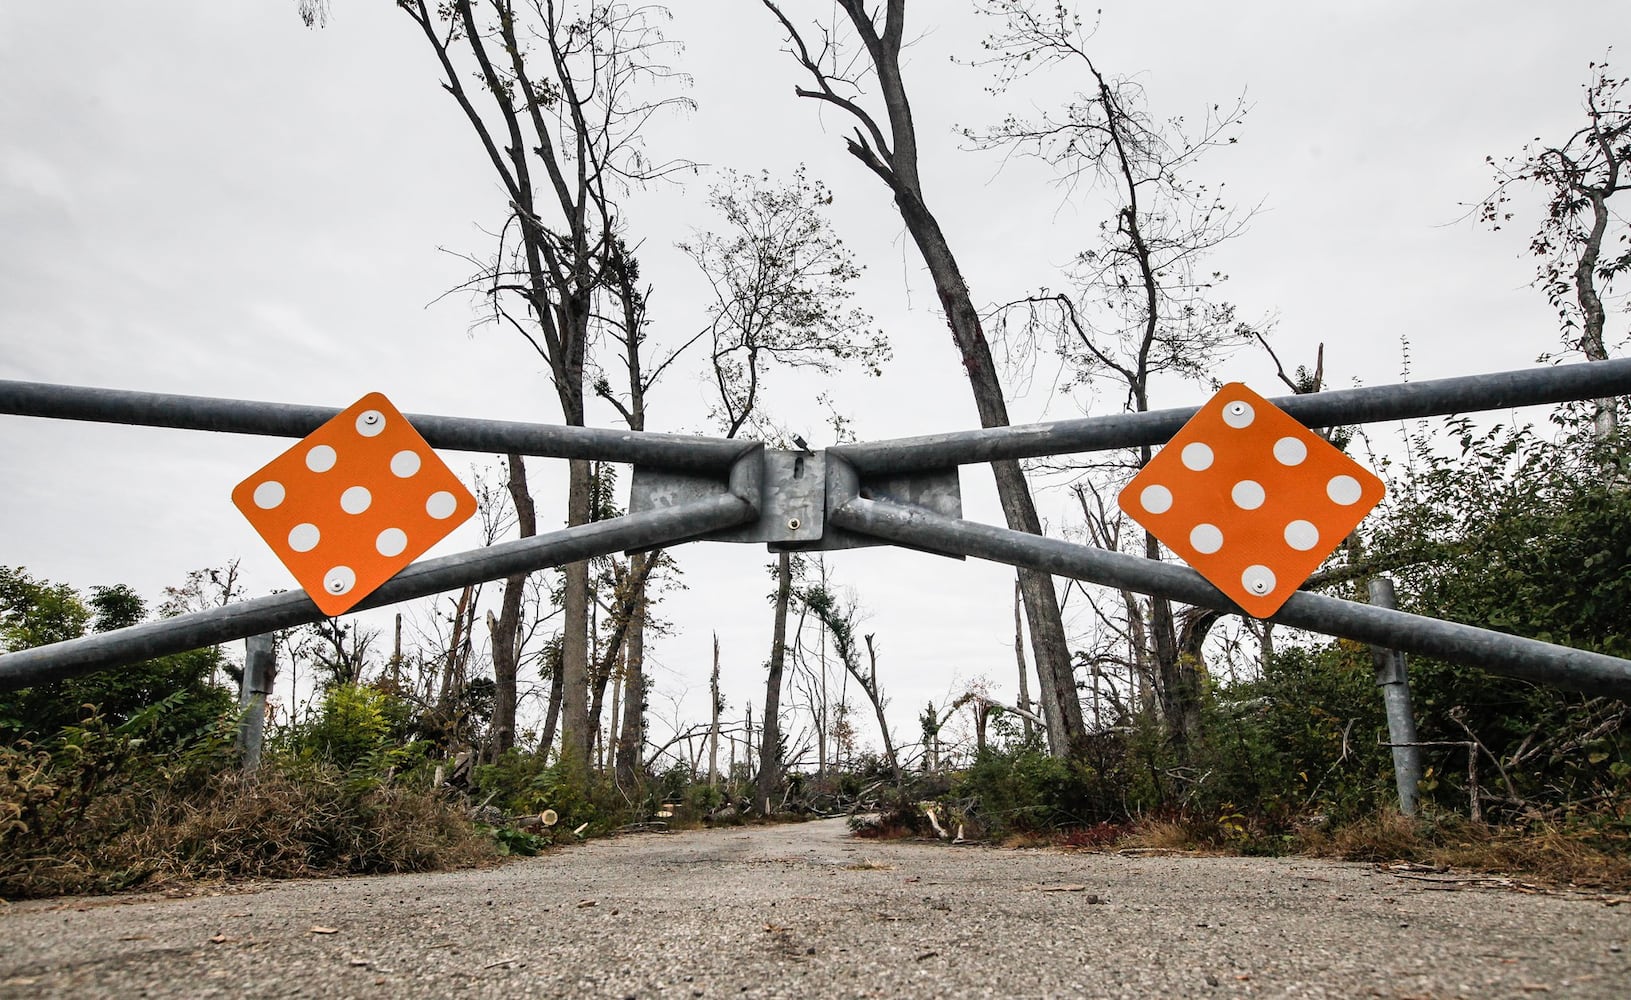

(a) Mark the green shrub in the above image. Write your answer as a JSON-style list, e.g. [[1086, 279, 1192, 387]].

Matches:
[[1, 706, 487, 900]]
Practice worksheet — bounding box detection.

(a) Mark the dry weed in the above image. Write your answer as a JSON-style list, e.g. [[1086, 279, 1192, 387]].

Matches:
[[1116, 818, 1205, 852], [1306, 812, 1631, 891], [2, 763, 492, 900]]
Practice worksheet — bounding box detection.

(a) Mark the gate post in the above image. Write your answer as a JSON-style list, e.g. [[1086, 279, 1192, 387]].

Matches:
[[1366, 577, 1422, 816], [237, 634, 275, 772]]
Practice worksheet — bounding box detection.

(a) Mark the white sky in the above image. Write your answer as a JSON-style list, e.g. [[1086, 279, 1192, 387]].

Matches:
[[2, 2, 1626, 757]]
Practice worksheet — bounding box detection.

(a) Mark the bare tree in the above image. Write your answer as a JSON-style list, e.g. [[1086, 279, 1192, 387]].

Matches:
[[708, 633, 721, 786], [682, 167, 888, 438], [758, 0, 1085, 757], [485, 456, 536, 758], [393, 0, 692, 777], [298, 617, 379, 690], [971, 1, 1255, 750], [594, 237, 694, 789], [1478, 58, 1630, 443], [796, 580, 900, 783], [684, 166, 886, 812]]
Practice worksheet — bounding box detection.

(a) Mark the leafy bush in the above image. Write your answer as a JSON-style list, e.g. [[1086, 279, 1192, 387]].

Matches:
[[0, 569, 234, 747], [1, 705, 488, 900]]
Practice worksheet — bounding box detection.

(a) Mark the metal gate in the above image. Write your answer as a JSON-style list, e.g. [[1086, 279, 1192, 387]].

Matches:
[[3, 357, 1631, 697]]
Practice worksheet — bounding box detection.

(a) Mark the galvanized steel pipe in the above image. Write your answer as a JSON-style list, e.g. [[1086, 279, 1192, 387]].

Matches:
[[0, 492, 756, 691], [830, 497, 1631, 698], [832, 357, 1631, 474], [0, 379, 754, 472]]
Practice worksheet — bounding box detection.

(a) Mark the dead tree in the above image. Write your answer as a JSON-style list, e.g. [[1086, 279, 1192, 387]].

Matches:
[[394, 0, 692, 775], [758, 0, 1085, 757]]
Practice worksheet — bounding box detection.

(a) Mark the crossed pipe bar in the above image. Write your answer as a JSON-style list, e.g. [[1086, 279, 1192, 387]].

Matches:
[[829, 497, 1631, 699], [3, 357, 1630, 692], [832, 356, 1631, 474], [5, 356, 1631, 472], [0, 490, 758, 692], [0, 380, 754, 473]]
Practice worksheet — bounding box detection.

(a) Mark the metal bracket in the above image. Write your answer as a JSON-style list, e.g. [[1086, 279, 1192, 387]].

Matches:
[[630, 448, 962, 553]]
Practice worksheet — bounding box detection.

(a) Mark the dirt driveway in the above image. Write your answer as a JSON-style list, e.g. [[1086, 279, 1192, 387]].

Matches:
[[2, 818, 1626, 998]]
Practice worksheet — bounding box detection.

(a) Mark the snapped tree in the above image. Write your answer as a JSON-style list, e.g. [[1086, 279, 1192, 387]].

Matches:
[[970, 0, 1255, 750], [757, 0, 1085, 757], [1477, 58, 1630, 444], [391, 0, 692, 775], [684, 166, 887, 811]]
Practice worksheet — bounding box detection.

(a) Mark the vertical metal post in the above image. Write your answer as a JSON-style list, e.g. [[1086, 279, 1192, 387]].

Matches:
[[237, 634, 275, 773], [1367, 578, 1422, 816]]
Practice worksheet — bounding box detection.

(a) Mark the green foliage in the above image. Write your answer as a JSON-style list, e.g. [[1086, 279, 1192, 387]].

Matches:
[[1207, 644, 1393, 824], [1, 704, 486, 899], [481, 822, 551, 857], [953, 740, 1129, 838], [682, 779, 725, 817], [1358, 418, 1631, 821], [0, 567, 235, 747], [472, 750, 623, 834], [302, 684, 395, 768], [0, 565, 90, 649]]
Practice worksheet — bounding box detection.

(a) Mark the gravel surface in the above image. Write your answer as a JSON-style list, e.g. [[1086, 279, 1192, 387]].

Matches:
[[2, 818, 1627, 998]]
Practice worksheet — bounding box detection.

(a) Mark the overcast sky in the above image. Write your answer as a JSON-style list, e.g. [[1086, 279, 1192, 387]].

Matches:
[[2, 2, 1626, 756]]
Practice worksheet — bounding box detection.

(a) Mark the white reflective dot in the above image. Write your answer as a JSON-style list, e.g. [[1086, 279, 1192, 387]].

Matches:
[[1221, 400, 1256, 429], [1327, 475, 1363, 505], [252, 480, 286, 510], [305, 444, 337, 473], [1138, 484, 1173, 515], [1242, 564, 1277, 597], [375, 527, 408, 558], [1190, 523, 1224, 555], [324, 566, 356, 595], [1181, 442, 1214, 471], [1284, 520, 1320, 551], [426, 491, 458, 520], [1273, 436, 1308, 466], [288, 523, 320, 552], [340, 485, 373, 515], [355, 409, 387, 437], [390, 450, 422, 478], [1232, 480, 1266, 510]]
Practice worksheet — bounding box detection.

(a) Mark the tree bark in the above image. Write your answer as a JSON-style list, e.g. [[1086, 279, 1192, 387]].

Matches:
[[1013, 577, 1035, 744], [894, 187, 1083, 756], [762, 0, 1085, 756], [861, 634, 902, 783], [755, 553, 793, 814], [559, 457, 593, 772], [538, 651, 563, 761], [488, 452, 536, 759], [613, 552, 650, 789], [708, 631, 721, 787]]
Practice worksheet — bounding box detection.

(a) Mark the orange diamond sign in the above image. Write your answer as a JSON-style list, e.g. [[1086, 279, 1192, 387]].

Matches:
[[232, 393, 476, 616], [1119, 383, 1383, 618]]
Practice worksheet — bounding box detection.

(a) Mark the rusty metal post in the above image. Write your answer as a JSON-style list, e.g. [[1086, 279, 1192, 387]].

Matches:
[[1366, 578, 1422, 816]]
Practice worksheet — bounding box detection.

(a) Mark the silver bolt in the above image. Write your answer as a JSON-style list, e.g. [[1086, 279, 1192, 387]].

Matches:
[[787, 517, 801, 531]]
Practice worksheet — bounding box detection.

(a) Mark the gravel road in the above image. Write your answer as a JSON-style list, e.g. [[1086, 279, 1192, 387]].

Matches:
[[2, 818, 1626, 998]]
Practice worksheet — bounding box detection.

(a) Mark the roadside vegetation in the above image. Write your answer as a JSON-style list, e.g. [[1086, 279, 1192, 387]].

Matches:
[[5, 408, 1628, 898], [4, 5, 1627, 900]]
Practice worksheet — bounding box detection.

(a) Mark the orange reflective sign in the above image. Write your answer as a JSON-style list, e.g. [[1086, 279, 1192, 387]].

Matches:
[[1119, 383, 1383, 618], [232, 393, 476, 616]]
